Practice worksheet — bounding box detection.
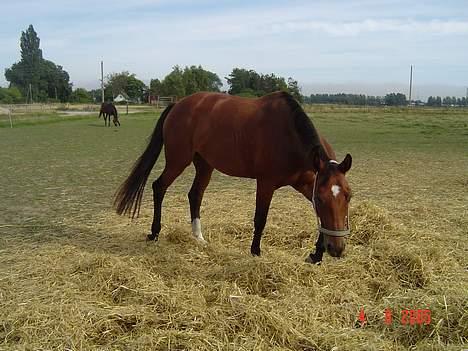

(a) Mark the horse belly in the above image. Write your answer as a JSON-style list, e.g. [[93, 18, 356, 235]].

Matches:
[[197, 141, 256, 178]]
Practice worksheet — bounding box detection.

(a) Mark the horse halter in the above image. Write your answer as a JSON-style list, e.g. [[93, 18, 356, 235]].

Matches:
[[311, 160, 350, 238]]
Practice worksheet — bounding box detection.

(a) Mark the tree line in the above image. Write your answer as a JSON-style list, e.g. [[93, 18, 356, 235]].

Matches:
[[426, 96, 467, 107], [2, 25, 467, 107], [304, 93, 468, 107]]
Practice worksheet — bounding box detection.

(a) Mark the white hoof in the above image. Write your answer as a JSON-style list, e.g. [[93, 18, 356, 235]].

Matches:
[[191, 218, 207, 245]]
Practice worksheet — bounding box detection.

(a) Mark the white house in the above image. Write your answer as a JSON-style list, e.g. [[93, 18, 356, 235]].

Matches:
[[114, 93, 128, 103]]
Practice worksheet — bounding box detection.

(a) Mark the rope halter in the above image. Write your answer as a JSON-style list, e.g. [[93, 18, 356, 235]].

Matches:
[[311, 160, 350, 238]]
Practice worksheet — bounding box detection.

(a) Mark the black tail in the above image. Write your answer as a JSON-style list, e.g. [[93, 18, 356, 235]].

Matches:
[[114, 103, 175, 218]]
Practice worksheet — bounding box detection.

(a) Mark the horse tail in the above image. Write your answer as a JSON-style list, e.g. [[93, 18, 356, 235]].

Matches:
[[114, 103, 175, 218]]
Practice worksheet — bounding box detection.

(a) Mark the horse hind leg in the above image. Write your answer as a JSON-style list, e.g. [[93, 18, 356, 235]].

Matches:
[[149, 158, 191, 241], [188, 154, 213, 243]]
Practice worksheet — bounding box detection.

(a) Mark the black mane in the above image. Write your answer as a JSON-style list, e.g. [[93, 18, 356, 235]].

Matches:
[[281, 92, 323, 151]]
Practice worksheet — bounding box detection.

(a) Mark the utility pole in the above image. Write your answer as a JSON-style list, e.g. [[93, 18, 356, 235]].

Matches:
[[28, 84, 33, 104], [408, 65, 413, 106], [101, 60, 104, 103]]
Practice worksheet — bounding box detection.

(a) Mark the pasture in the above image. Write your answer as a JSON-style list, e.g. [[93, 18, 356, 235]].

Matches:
[[0, 105, 467, 350]]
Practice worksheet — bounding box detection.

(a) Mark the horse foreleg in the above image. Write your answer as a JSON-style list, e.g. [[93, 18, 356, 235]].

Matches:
[[292, 182, 325, 264], [250, 181, 275, 256], [188, 154, 213, 243], [306, 233, 325, 264]]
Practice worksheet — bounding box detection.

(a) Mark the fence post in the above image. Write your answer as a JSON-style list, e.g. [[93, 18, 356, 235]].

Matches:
[[8, 109, 13, 128]]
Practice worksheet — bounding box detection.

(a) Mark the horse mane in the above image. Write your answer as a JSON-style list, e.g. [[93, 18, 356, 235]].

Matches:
[[279, 92, 323, 152]]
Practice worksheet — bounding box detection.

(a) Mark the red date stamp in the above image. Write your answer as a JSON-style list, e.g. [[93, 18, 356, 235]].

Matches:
[[399, 309, 431, 326], [358, 308, 431, 327]]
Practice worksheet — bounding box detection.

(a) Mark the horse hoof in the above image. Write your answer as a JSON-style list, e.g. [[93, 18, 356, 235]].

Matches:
[[146, 233, 158, 241], [305, 254, 322, 265], [197, 238, 207, 246], [250, 248, 261, 256]]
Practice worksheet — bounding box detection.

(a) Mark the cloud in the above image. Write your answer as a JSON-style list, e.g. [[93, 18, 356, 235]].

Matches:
[[270, 19, 468, 37], [1, 0, 467, 94]]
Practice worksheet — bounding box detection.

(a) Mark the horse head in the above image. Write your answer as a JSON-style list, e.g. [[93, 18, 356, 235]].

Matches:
[[309, 147, 352, 260]]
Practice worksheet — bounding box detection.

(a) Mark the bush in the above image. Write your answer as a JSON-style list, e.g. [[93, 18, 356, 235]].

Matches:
[[0, 87, 23, 103]]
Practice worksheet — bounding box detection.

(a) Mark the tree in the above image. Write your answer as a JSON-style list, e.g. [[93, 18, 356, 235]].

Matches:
[[126, 75, 147, 101], [225, 68, 291, 97], [226, 68, 258, 95], [152, 65, 222, 98], [384, 93, 407, 106], [70, 88, 92, 103], [260, 73, 287, 95], [149, 78, 162, 96], [287, 77, 302, 102], [20, 25, 43, 65], [88, 89, 102, 102], [4, 25, 72, 102], [160, 66, 185, 97], [0, 87, 23, 103], [442, 96, 452, 106], [40, 60, 72, 101], [182, 65, 222, 95], [105, 71, 147, 102]]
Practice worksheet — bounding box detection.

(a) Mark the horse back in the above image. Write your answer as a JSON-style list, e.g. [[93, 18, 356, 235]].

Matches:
[[163, 92, 309, 181]]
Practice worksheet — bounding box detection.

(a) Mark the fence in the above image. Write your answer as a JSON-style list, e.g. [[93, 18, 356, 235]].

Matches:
[[149, 96, 177, 109], [0, 103, 99, 113]]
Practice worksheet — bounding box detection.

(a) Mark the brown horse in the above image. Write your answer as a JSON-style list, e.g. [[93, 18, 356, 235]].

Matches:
[[114, 91, 352, 263], [99, 102, 120, 127]]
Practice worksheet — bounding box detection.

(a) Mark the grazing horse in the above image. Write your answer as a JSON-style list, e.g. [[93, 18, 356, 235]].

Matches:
[[114, 91, 352, 263], [99, 102, 120, 127]]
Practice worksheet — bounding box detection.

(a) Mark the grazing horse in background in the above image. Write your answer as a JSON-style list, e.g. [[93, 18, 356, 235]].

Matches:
[[114, 91, 352, 263], [99, 102, 120, 127]]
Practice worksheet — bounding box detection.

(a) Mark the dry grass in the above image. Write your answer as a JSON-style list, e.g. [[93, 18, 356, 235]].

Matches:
[[1, 194, 466, 350], [0, 108, 467, 350]]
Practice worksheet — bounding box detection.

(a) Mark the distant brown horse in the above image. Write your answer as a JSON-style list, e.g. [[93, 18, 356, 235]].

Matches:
[[99, 102, 120, 127], [115, 91, 352, 263]]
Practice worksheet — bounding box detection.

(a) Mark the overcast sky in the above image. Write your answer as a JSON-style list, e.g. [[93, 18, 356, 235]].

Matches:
[[1, 0, 467, 99]]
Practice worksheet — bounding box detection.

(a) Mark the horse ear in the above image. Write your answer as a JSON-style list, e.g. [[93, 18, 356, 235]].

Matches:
[[339, 154, 352, 174]]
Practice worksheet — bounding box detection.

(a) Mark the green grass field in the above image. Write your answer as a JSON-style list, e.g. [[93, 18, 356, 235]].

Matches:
[[0, 106, 467, 350]]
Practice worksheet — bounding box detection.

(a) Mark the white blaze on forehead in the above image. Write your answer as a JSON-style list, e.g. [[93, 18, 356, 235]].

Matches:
[[331, 185, 341, 198]]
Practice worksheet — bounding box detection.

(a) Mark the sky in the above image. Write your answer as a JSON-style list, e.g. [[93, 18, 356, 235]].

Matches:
[[0, 0, 467, 99]]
